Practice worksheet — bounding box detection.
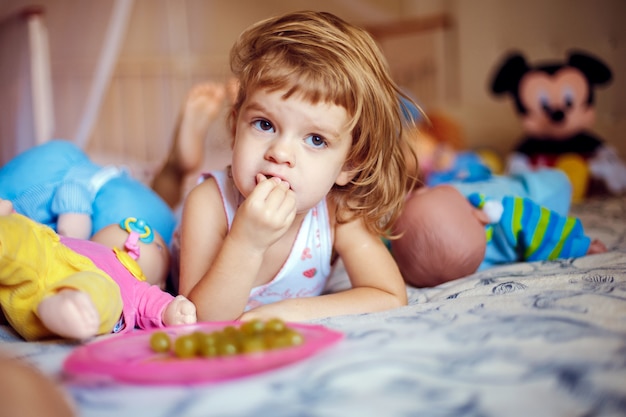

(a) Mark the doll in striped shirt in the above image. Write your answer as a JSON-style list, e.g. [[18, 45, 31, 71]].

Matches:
[[390, 185, 607, 288]]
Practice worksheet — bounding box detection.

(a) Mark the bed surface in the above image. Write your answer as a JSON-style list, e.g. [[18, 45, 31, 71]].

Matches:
[[1, 195, 625, 417]]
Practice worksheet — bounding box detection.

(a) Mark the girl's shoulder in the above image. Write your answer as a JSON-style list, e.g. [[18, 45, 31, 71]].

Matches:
[[182, 176, 225, 222], [187, 175, 220, 202], [324, 196, 367, 246]]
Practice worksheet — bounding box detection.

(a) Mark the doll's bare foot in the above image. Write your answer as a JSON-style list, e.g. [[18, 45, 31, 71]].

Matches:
[[0, 199, 14, 215], [37, 289, 100, 339], [151, 82, 227, 208], [587, 239, 608, 255], [162, 295, 197, 326], [176, 82, 227, 174]]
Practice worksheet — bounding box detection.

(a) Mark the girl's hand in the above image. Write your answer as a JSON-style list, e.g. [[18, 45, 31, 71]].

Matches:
[[229, 174, 297, 251]]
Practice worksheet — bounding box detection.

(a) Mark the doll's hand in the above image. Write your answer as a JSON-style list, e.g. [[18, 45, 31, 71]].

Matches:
[[230, 174, 297, 251], [0, 199, 14, 215], [587, 239, 608, 255], [56, 212, 93, 239], [162, 295, 197, 326], [37, 289, 100, 339]]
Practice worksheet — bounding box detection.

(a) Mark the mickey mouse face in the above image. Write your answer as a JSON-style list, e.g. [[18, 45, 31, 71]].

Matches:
[[490, 50, 612, 141], [519, 67, 595, 139]]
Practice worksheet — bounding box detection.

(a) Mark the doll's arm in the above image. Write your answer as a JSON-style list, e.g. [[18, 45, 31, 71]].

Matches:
[[134, 283, 196, 329], [506, 197, 603, 260], [56, 212, 92, 239]]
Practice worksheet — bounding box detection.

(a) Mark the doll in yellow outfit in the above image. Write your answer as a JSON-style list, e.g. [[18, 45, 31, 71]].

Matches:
[[0, 200, 196, 341]]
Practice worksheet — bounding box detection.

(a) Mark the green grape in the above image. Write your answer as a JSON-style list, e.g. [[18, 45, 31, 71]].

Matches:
[[173, 334, 197, 358], [241, 335, 266, 353], [194, 331, 219, 358], [265, 318, 286, 333], [153, 320, 305, 359], [217, 337, 239, 356], [284, 329, 304, 346], [240, 319, 265, 335], [268, 329, 304, 349], [150, 331, 171, 353], [221, 325, 239, 337]]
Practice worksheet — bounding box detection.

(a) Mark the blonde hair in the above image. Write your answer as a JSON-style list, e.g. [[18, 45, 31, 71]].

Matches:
[[229, 10, 418, 237]]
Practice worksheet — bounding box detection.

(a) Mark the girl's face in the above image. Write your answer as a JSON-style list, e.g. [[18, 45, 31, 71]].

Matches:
[[231, 88, 354, 213]]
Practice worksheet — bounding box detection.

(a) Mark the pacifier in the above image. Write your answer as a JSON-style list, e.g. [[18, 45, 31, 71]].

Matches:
[[119, 217, 154, 259]]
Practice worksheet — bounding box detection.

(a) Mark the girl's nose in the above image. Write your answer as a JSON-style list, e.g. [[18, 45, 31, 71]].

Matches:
[[265, 138, 295, 167]]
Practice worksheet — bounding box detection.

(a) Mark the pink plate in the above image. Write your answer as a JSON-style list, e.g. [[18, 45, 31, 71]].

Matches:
[[63, 321, 343, 385]]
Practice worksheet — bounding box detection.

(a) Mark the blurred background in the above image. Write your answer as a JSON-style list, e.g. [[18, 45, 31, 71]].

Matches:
[[1, 0, 624, 179]]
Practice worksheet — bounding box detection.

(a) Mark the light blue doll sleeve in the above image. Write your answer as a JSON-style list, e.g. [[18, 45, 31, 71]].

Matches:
[[450, 168, 572, 216], [51, 182, 93, 215], [50, 159, 111, 215]]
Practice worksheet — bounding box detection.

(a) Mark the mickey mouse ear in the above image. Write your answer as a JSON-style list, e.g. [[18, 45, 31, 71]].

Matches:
[[491, 52, 529, 95], [568, 51, 612, 85]]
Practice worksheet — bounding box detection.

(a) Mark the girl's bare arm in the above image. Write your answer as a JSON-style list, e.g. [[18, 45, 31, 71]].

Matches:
[[178, 179, 250, 320], [179, 176, 296, 321]]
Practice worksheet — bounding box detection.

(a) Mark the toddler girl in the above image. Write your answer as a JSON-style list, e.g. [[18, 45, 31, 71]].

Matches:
[[173, 11, 418, 322]]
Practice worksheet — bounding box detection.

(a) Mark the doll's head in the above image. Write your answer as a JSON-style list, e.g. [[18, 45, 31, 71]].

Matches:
[[391, 185, 492, 287], [405, 110, 466, 182], [90, 218, 170, 289]]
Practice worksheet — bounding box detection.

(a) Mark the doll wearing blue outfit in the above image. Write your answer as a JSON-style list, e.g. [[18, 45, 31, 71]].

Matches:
[[391, 174, 607, 288], [467, 192, 601, 270], [0, 140, 176, 243]]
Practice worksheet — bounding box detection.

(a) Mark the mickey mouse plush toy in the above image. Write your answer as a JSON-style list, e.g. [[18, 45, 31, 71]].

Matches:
[[490, 50, 626, 201]]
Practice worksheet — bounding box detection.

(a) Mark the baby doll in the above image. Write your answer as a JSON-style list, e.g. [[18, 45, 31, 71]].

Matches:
[[391, 185, 607, 288], [401, 106, 497, 187], [0, 140, 176, 243], [0, 200, 196, 341]]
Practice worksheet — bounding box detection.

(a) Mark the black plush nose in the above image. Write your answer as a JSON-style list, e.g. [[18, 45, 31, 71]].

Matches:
[[542, 104, 565, 123], [550, 110, 565, 123]]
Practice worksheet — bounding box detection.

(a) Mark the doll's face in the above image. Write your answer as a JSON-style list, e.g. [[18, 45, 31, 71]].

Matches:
[[90, 224, 170, 289], [519, 68, 595, 139], [408, 130, 457, 181]]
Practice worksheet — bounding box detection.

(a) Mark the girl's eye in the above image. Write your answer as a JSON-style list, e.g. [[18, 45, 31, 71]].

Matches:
[[304, 134, 327, 149], [252, 119, 274, 132]]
